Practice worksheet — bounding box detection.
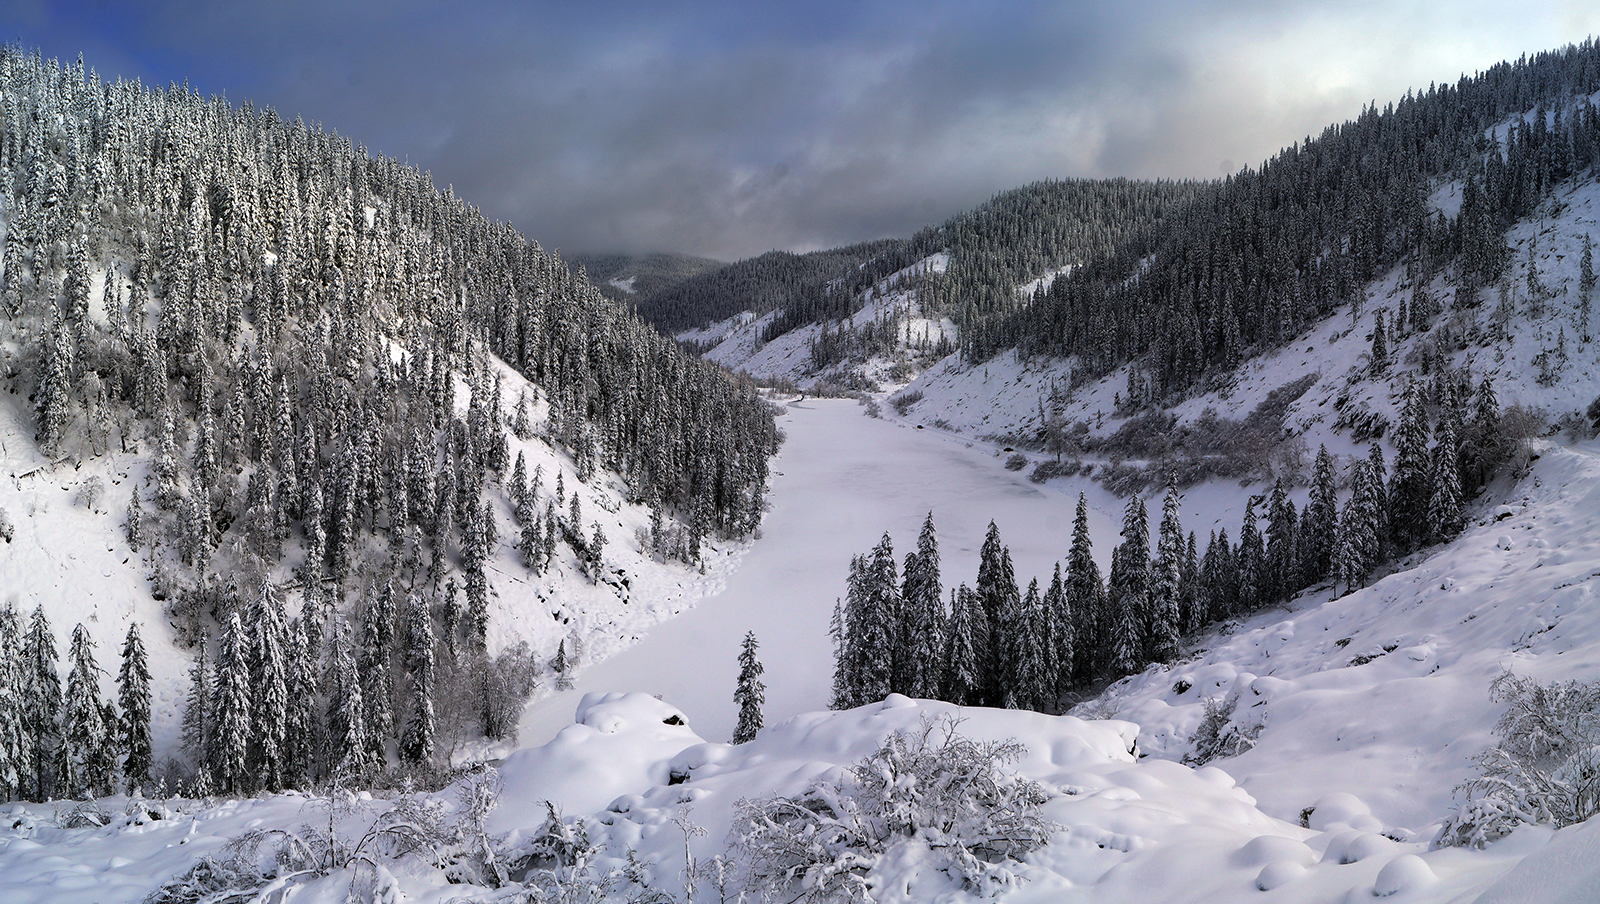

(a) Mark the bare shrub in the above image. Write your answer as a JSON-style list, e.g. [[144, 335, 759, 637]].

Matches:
[[732, 715, 1055, 902], [1437, 673, 1600, 849]]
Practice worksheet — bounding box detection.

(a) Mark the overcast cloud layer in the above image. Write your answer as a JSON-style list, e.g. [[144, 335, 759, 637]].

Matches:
[[3, 1, 1597, 260]]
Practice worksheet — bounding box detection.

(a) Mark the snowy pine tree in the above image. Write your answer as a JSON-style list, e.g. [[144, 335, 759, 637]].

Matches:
[[181, 637, 213, 783], [1300, 445, 1339, 587], [1066, 494, 1104, 687], [1390, 382, 1433, 552], [900, 512, 945, 699], [732, 631, 765, 744], [1106, 496, 1150, 677]]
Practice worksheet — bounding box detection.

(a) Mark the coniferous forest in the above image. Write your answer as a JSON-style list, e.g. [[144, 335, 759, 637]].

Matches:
[[0, 46, 778, 797]]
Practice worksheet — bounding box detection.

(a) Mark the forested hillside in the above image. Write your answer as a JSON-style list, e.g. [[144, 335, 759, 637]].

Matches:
[[0, 47, 778, 796], [634, 179, 1199, 347], [990, 40, 1600, 400], [567, 251, 722, 304]]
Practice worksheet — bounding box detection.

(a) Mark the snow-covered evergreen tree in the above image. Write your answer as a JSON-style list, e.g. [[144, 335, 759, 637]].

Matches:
[[1044, 562, 1074, 697], [1389, 382, 1433, 552], [325, 617, 372, 786], [1300, 444, 1339, 586], [1106, 496, 1150, 677], [0, 607, 24, 801], [117, 622, 152, 795], [22, 606, 61, 801], [59, 624, 116, 800], [940, 585, 984, 706], [181, 637, 213, 783], [401, 592, 436, 765], [732, 630, 765, 744], [899, 512, 944, 699], [1149, 479, 1184, 663], [212, 612, 253, 795], [248, 579, 289, 791], [1066, 494, 1104, 686]]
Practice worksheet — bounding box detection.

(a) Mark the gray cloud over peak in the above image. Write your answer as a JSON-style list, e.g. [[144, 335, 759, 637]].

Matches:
[[3, 1, 1597, 260]]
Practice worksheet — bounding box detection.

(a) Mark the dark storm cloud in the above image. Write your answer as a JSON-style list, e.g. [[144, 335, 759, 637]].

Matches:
[[2, 1, 1595, 260]]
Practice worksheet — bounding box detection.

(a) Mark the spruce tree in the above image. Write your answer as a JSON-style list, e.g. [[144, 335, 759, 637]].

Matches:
[[1105, 496, 1150, 676], [1044, 562, 1074, 697], [182, 637, 213, 783], [117, 622, 153, 795], [1389, 382, 1433, 552], [1236, 500, 1264, 613], [22, 606, 61, 801], [0, 607, 24, 801], [1149, 479, 1183, 663], [401, 592, 436, 765], [59, 625, 115, 800], [1429, 419, 1465, 543], [325, 617, 372, 786], [900, 512, 944, 699], [1300, 445, 1339, 586], [939, 585, 984, 706], [248, 579, 289, 792], [973, 522, 1015, 704], [213, 612, 252, 795], [1264, 479, 1298, 603], [732, 630, 765, 744], [1066, 494, 1104, 686]]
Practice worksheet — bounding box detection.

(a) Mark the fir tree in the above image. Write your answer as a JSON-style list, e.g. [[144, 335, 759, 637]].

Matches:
[[181, 637, 213, 781], [117, 622, 153, 795], [1236, 500, 1264, 613], [732, 631, 765, 744], [1105, 496, 1150, 676], [1429, 419, 1465, 543], [1044, 562, 1074, 696], [325, 617, 372, 786], [1389, 382, 1433, 552], [1264, 479, 1298, 603], [900, 512, 944, 699]]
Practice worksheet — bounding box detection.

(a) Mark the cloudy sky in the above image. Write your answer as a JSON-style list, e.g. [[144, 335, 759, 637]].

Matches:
[[3, 1, 1596, 261]]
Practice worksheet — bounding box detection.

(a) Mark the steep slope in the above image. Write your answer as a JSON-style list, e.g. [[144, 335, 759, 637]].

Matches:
[[0, 46, 778, 789]]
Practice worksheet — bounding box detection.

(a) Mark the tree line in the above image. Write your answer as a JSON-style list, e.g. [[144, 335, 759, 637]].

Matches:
[[832, 376, 1516, 710], [0, 606, 151, 802]]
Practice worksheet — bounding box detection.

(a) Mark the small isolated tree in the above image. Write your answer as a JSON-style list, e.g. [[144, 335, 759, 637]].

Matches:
[[732, 715, 1055, 902], [732, 631, 765, 744]]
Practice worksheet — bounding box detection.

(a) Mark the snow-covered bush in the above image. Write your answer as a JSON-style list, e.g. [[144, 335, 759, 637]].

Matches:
[[732, 715, 1055, 902], [1438, 672, 1600, 848], [1184, 695, 1258, 766], [505, 802, 666, 903]]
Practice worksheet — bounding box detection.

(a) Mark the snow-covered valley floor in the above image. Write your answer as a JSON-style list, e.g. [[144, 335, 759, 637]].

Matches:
[[8, 395, 1600, 902]]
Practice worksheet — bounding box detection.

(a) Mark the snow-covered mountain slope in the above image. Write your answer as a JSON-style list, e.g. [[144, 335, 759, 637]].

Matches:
[[677, 252, 955, 391], [0, 343, 743, 762], [1090, 438, 1600, 830]]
